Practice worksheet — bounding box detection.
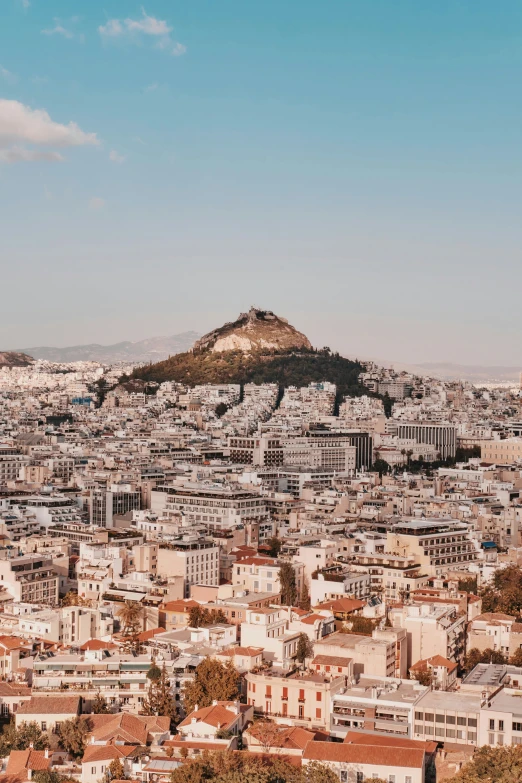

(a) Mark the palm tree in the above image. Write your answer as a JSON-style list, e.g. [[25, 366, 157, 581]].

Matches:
[[117, 600, 145, 652]]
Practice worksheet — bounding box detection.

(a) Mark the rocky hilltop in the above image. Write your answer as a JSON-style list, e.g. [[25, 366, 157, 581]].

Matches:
[[0, 351, 33, 368], [132, 308, 364, 398], [193, 308, 312, 354]]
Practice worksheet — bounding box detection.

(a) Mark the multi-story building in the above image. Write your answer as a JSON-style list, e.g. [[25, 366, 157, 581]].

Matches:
[[0, 552, 59, 605], [386, 520, 478, 576], [90, 485, 141, 528], [229, 436, 284, 467], [151, 483, 268, 533], [389, 603, 467, 667], [395, 422, 457, 459], [156, 540, 219, 598], [245, 669, 345, 730]]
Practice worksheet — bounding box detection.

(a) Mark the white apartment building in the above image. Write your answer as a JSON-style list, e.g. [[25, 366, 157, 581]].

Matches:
[[17, 605, 113, 644], [240, 607, 301, 666], [151, 483, 268, 532], [0, 552, 59, 605], [156, 540, 219, 598], [389, 603, 467, 667], [310, 570, 371, 605]]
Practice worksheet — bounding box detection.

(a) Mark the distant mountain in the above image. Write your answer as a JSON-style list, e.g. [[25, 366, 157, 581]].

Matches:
[[133, 308, 364, 397], [16, 332, 200, 364], [0, 351, 33, 368]]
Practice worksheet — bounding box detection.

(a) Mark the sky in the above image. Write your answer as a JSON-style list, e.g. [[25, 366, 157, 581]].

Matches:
[[1, 0, 522, 365]]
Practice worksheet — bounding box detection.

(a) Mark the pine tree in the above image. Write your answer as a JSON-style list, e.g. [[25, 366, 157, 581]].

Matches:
[[298, 580, 311, 610], [183, 659, 239, 715], [92, 692, 111, 714], [279, 561, 297, 605]]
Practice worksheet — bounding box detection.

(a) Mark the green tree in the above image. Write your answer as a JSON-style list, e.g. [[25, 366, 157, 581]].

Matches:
[[279, 561, 297, 606], [412, 669, 433, 687], [33, 772, 64, 783], [92, 692, 111, 714], [458, 577, 478, 594], [266, 537, 282, 558], [452, 744, 522, 783], [372, 458, 391, 478], [463, 647, 507, 673], [57, 717, 89, 759], [168, 752, 338, 783], [0, 721, 48, 755], [117, 600, 145, 652], [147, 658, 162, 682], [143, 662, 176, 720], [183, 659, 239, 715], [341, 615, 376, 635], [298, 580, 311, 611], [215, 403, 228, 418], [295, 633, 314, 666], [189, 606, 227, 628], [107, 759, 125, 780], [510, 648, 522, 667]]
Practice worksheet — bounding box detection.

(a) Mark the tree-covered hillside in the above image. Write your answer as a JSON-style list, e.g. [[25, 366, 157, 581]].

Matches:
[[132, 347, 365, 398]]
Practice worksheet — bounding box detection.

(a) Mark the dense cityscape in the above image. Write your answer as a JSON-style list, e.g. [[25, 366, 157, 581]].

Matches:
[[0, 310, 520, 783]]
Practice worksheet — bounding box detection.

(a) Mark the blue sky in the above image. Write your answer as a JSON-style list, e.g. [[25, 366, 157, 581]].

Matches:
[[1, 0, 522, 364]]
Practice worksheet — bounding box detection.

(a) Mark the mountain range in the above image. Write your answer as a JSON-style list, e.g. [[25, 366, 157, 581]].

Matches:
[[13, 332, 201, 364]]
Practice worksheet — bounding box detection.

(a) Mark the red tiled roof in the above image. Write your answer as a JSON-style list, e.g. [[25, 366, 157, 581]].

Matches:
[[80, 639, 118, 651], [343, 731, 437, 753], [178, 704, 237, 730], [82, 745, 137, 763], [312, 655, 352, 667], [17, 695, 80, 715], [6, 750, 50, 779], [303, 741, 425, 768]]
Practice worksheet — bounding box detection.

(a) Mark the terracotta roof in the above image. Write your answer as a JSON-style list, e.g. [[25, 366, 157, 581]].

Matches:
[[17, 695, 81, 715], [410, 655, 457, 673], [0, 637, 28, 651], [217, 646, 263, 657], [82, 745, 138, 763], [303, 741, 425, 768], [472, 612, 515, 622], [246, 724, 316, 750], [87, 713, 170, 744], [314, 598, 366, 613], [300, 614, 325, 625], [164, 740, 228, 751], [80, 639, 118, 651], [6, 750, 50, 780], [178, 704, 237, 730], [343, 731, 437, 753], [312, 655, 352, 667], [0, 683, 31, 697], [162, 599, 199, 612], [137, 628, 164, 641]]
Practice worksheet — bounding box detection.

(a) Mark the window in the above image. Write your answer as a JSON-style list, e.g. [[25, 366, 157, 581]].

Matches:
[[415, 712, 423, 721], [424, 713, 434, 722], [341, 773, 348, 783], [436, 714, 445, 723], [489, 719, 495, 731], [356, 773, 363, 783], [316, 692, 322, 702], [468, 718, 477, 727], [499, 720, 504, 732], [41, 722, 46, 731], [513, 722, 522, 732], [388, 777, 395, 783], [446, 715, 455, 724], [91, 769, 96, 775], [316, 708, 321, 719], [489, 733, 495, 745], [405, 778, 412, 783], [457, 717, 466, 726]]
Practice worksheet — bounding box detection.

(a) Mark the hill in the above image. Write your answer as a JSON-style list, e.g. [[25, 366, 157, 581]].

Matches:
[[0, 351, 33, 368], [193, 307, 311, 353], [132, 347, 364, 397]]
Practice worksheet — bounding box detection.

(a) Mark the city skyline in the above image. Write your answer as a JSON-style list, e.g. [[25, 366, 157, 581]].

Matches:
[[2, 1, 522, 364]]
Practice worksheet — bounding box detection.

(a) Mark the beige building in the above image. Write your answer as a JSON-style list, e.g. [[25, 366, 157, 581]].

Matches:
[[386, 519, 477, 576], [313, 629, 408, 679], [132, 543, 159, 575], [482, 438, 522, 465], [157, 542, 219, 598], [246, 670, 345, 730], [389, 603, 467, 667], [15, 694, 81, 733]]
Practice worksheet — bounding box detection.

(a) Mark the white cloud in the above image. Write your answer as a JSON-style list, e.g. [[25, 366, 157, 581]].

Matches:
[[0, 66, 17, 85], [145, 82, 159, 92], [42, 22, 74, 39], [125, 10, 171, 36], [0, 146, 64, 163], [98, 19, 123, 37], [89, 197, 105, 210], [109, 149, 125, 164], [0, 100, 98, 164], [0, 100, 99, 148], [171, 42, 187, 57], [99, 8, 185, 56], [16, 0, 30, 11], [41, 17, 83, 41]]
